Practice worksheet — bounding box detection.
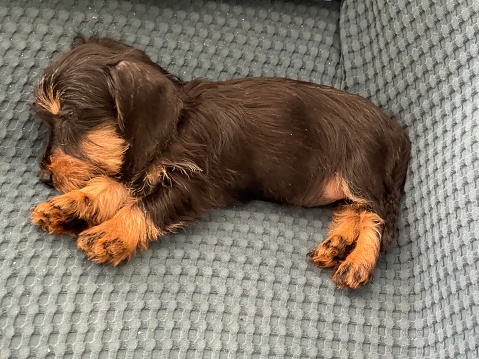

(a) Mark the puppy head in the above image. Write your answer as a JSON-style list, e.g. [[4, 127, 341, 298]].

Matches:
[[31, 36, 183, 192]]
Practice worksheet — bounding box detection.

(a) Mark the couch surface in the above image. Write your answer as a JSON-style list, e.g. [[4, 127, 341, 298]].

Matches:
[[0, 0, 477, 358]]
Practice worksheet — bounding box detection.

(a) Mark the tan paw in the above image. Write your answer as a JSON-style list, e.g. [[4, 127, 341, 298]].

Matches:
[[308, 234, 356, 269], [31, 196, 89, 235], [77, 221, 137, 265], [331, 256, 375, 289]]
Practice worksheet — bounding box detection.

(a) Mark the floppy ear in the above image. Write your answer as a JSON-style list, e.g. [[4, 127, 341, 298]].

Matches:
[[105, 60, 183, 163]]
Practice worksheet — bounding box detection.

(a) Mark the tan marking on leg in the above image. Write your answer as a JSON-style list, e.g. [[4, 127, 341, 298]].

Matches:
[[31, 176, 131, 234], [77, 203, 161, 265], [309, 204, 360, 268], [78, 176, 132, 223], [331, 211, 384, 289]]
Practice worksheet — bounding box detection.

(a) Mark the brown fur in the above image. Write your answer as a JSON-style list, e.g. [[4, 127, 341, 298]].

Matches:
[[35, 75, 62, 115], [142, 159, 202, 193], [30, 36, 411, 288]]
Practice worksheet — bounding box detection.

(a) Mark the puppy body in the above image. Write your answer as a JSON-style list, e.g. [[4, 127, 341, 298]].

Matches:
[[31, 37, 410, 288]]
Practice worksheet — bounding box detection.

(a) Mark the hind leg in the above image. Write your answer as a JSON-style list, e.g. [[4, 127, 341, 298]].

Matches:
[[307, 176, 383, 288], [309, 204, 384, 288], [330, 210, 383, 288], [308, 204, 361, 269]]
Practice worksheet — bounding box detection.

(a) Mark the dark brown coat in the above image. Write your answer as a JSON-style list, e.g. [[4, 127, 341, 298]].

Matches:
[[31, 36, 410, 288]]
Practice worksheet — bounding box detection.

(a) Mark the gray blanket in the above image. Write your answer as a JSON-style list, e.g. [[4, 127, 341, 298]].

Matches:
[[0, 0, 477, 357]]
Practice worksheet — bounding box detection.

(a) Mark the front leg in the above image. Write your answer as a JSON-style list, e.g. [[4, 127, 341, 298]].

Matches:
[[77, 203, 160, 265], [76, 178, 218, 265], [31, 176, 130, 235]]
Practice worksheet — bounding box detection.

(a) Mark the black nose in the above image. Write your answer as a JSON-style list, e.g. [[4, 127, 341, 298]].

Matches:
[[38, 169, 54, 187]]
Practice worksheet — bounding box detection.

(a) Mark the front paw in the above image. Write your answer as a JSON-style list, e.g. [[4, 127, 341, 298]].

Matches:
[[77, 221, 137, 265], [31, 199, 88, 235], [76, 204, 160, 265]]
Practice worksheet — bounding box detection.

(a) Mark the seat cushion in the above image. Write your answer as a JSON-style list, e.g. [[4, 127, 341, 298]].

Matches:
[[340, 0, 479, 357]]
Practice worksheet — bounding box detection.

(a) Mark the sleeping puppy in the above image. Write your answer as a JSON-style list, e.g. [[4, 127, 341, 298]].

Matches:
[[31, 36, 410, 288]]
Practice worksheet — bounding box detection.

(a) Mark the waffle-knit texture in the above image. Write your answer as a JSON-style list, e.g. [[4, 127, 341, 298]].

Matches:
[[340, 1, 479, 357], [0, 0, 478, 358]]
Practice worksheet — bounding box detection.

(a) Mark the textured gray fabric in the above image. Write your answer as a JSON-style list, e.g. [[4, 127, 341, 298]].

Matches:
[[1, 0, 477, 358], [1, 1, 345, 358], [340, 0, 479, 358]]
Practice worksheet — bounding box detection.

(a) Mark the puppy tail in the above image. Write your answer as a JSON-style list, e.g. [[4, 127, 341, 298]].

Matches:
[[380, 124, 411, 250]]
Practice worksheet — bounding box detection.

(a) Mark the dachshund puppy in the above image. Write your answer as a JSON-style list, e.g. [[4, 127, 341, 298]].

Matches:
[[31, 36, 410, 288]]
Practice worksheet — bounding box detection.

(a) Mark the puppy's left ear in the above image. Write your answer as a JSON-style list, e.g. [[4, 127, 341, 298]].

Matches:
[[105, 60, 183, 157]]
